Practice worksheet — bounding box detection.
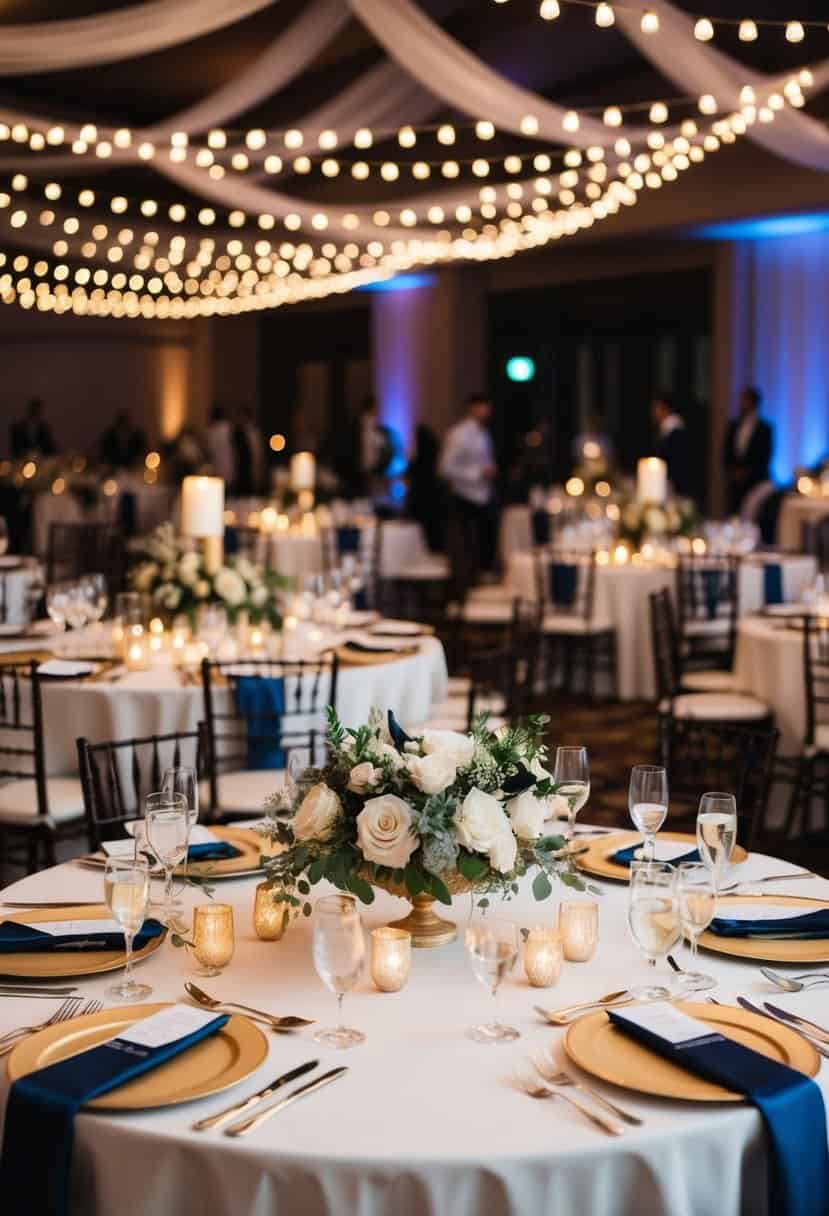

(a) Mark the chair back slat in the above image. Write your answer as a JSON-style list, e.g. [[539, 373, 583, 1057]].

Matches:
[[804, 615, 829, 746], [0, 662, 48, 818], [649, 588, 680, 700], [676, 554, 738, 669], [533, 549, 596, 621]]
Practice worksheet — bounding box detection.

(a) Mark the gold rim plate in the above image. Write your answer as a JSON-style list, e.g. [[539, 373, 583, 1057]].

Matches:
[[182, 826, 267, 877], [7, 1002, 268, 1110], [697, 894, 829, 963], [564, 1000, 819, 1101], [334, 643, 419, 666], [576, 831, 747, 883], [0, 905, 166, 979]]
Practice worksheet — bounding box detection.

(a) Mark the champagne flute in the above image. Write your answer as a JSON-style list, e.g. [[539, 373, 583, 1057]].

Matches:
[[145, 792, 189, 924], [553, 746, 590, 841], [82, 573, 108, 629], [628, 765, 669, 862], [627, 861, 681, 1000], [312, 894, 366, 1049], [464, 918, 520, 1044], [675, 862, 717, 993], [104, 856, 152, 1001], [696, 792, 738, 891], [46, 581, 70, 632], [161, 765, 199, 829]]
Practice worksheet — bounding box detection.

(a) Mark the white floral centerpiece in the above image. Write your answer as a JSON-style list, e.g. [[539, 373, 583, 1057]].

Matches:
[[262, 708, 591, 946], [130, 521, 284, 626], [618, 496, 698, 550]]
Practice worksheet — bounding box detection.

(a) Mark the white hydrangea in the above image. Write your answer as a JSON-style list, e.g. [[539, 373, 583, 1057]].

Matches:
[[214, 567, 246, 607]]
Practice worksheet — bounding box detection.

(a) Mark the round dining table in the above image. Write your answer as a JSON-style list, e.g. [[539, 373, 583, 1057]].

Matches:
[[262, 520, 433, 584], [733, 617, 806, 756], [0, 838, 826, 1216], [776, 493, 829, 551]]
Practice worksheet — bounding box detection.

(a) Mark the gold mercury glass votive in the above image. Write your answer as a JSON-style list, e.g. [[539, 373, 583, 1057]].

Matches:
[[523, 927, 563, 988], [253, 882, 287, 941], [370, 927, 412, 992], [192, 904, 235, 975], [559, 901, 599, 962]]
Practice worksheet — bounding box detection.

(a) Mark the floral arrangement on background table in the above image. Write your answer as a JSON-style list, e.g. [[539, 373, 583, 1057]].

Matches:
[[131, 521, 284, 626], [617, 495, 698, 549], [262, 708, 590, 947]]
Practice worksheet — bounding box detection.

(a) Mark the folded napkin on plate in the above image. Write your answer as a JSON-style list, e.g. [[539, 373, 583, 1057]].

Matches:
[[186, 827, 242, 862], [709, 907, 829, 939], [611, 842, 700, 867], [763, 562, 784, 607], [548, 562, 578, 608], [335, 525, 361, 554], [0, 917, 164, 953], [234, 674, 285, 770], [609, 1002, 828, 1216], [0, 1004, 228, 1216]]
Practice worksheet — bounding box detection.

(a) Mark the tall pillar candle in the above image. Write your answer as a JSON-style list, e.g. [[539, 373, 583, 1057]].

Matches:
[[636, 458, 667, 504], [290, 451, 316, 493], [181, 476, 225, 536]]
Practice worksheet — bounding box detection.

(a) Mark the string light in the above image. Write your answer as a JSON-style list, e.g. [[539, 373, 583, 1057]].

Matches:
[[595, 3, 614, 27], [640, 10, 659, 34], [786, 21, 805, 43], [539, 0, 560, 17], [738, 20, 758, 42]]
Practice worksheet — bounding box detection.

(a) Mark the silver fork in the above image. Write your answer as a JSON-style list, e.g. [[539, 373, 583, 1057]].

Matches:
[[0, 997, 82, 1051], [532, 1049, 644, 1126], [514, 1067, 623, 1136]]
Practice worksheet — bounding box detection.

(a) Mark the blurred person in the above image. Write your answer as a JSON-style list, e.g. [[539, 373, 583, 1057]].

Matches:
[[233, 405, 266, 495], [439, 392, 497, 596], [358, 395, 394, 497], [205, 404, 235, 485], [723, 386, 773, 515], [407, 423, 444, 551], [650, 391, 692, 497], [99, 409, 146, 470], [10, 398, 57, 458]]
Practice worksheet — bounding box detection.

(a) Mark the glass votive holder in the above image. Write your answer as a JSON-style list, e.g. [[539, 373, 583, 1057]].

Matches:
[[370, 927, 411, 992], [253, 882, 287, 941], [559, 901, 599, 962], [192, 904, 235, 976], [523, 927, 563, 988], [124, 625, 151, 671]]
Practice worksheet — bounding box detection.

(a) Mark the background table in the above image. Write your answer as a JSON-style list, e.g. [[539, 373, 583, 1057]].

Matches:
[[263, 521, 432, 583], [508, 551, 817, 700], [0, 842, 825, 1216], [33, 481, 175, 553], [733, 617, 805, 755], [777, 494, 829, 551]]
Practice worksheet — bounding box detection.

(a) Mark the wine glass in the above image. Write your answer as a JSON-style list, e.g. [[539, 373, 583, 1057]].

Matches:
[[553, 746, 590, 840], [161, 766, 199, 829], [82, 573, 108, 629], [63, 581, 91, 633], [675, 862, 717, 993], [627, 861, 681, 1000], [312, 894, 366, 1049], [104, 856, 152, 1001], [628, 765, 669, 862], [45, 582, 70, 632], [145, 792, 189, 924], [199, 603, 228, 654], [464, 918, 520, 1044], [696, 792, 738, 892], [283, 747, 313, 812]]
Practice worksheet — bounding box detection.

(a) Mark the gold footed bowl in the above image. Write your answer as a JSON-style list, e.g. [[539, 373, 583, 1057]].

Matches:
[[368, 871, 477, 948]]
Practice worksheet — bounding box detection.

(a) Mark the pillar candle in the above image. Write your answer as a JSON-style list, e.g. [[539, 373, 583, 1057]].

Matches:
[[636, 457, 667, 504], [181, 476, 225, 537], [290, 451, 316, 492]]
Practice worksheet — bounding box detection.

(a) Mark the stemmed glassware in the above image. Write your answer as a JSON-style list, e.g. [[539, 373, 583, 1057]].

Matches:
[[627, 861, 681, 1000], [82, 573, 108, 631], [104, 856, 152, 1002], [696, 791, 738, 892], [161, 766, 199, 829], [674, 862, 717, 992], [199, 603, 228, 654], [145, 791, 189, 924], [45, 582, 70, 632], [464, 918, 521, 1044], [312, 894, 366, 1049], [628, 765, 669, 862], [553, 746, 590, 841]]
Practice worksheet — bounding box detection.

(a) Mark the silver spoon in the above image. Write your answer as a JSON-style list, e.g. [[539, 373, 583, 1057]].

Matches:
[[535, 990, 631, 1025], [760, 967, 829, 992], [184, 982, 314, 1029]]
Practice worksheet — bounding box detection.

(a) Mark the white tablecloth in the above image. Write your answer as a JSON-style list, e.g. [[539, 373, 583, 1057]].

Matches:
[[777, 494, 829, 551], [499, 505, 534, 561], [263, 522, 430, 584], [733, 618, 805, 756], [0, 842, 826, 1216], [508, 552, 817, 701], [0, 560, 37, 626]]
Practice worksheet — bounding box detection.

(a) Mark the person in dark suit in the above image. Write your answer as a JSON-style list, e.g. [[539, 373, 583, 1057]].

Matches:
[[723, 386, 773, 515], [99, 409, 146, 469], [10, 398, 57, 458], [650, 392, 693, 497]]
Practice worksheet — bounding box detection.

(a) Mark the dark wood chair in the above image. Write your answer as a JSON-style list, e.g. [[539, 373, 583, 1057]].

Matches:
[[0, 661, 86, 873], [676, 554, 739, 673], [781, 615, 829, 837], [77, 728, 205, 850], [200, 655, 339, 819], [46, 521, 125, 598], [658, 716, 779, 850], [801, 513, 829, 570], [320, 522, 382, 610], [532, 550, 617, 701]]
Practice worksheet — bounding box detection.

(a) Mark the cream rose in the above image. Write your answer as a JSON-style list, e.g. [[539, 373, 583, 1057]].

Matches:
[[406, 751, 457, 795], [347, 761, 379, 794], [356, 794, 416, 868], [454, 787, 512, 855], [367, 739, 404, 771], [421, 729, 475, 769], [214, 567, 246, 607], [293, 783, 341, 841], [489, 831, 518, 874], [508, 788, 547, 841]]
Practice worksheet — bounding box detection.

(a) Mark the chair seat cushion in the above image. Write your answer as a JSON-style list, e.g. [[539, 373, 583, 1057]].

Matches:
[[683, 618, 731, 637], [395, 557, 449, 581], [457, 600, 515, 625], [807, 724, 829, 756], [680, 670, 738, 693], [200, 770, 283, 814], [0, 777, 85, 827], [466, 583, 515, 604], [672, 693, 769, 722], [542, 613, 614, 635]]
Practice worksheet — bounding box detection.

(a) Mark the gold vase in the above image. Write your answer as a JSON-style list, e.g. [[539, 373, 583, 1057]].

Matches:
[[367, 870, 476, 949]]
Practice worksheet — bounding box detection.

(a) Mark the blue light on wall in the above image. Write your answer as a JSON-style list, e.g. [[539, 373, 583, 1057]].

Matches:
[[692, 211, 829, 241], [358, 272, 437, 293], [506, 355, 535, 383]]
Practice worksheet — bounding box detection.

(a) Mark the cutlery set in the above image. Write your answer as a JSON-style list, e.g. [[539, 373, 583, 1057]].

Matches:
[[193, 1060, 347, 1136]]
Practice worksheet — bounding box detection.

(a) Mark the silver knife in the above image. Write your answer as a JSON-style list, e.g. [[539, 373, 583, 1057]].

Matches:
[[192, 1059, 319, 1132], [764, 1003, 829, 1045], [0, 985, 79, 996], [0, 901, 107, 909], [224, 1066, 348, 1137], [737, 997, 829, 1059]]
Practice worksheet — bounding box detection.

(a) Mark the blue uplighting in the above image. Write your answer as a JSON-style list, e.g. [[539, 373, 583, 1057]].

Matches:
[[358, 273, 437, 293], [506, 355, 536, 383], [693, 211, 829, 240]]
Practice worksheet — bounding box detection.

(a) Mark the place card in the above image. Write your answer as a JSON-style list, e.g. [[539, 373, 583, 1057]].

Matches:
[[116, 1004, 220, 1050], [187, 826, 222, 846], [101, 839, 137, 858], [22, 918, 125, 937], [715, 904, 810, 922], [611, 1002, 723, 1046]]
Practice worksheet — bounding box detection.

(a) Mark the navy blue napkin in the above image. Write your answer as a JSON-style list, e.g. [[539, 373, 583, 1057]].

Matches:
[[531, 509, 551, 546], [235, 675, 285, 770], [763, 563, 784, 606], [336, 525, 361, 554], [224, 524, 239, 555], [187, 841, 242, 862], [710, 908, 829, 939], [549, 562, 578, 608], [0, 918, 164, 954], [0, 1007, 228, 1216], [609, 1008, 829, 1216], [611, 843, 700, 867]]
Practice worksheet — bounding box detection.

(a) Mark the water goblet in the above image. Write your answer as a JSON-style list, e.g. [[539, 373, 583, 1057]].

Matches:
[[312, 894, 366, 1049], [553, 746, 590, 841], [464, 918, 521, 1044], [82, 573, 108, 629], [45, 581, 70, 632], [145, 792, 189, 924], [696, 791, 737, 892], [675, 862, 717, 992], [104, 856, 152, 1001], [627, 861, 681, 1000], [628, 765, 669, 862], [161, 765, 199, 829]]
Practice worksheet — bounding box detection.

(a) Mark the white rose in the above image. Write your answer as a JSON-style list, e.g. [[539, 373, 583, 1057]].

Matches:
[[251, 585, 268, 607], [293, 783, 341, 841], [178, 553, 200, 586], [194, 579, 210, 599], [454, 787, 512, 855], [348, 761, 379, 794], [235, 557, 256, 583], [356, 794, 416, 868], [528, 756, 552, 783], [489, 831, 518, 874], [508, 788, 547, 841], [406, 751, 457, 795], [214, 567, 246, 607], [367, 739, 404, 771], [421, 729, 475, 769]]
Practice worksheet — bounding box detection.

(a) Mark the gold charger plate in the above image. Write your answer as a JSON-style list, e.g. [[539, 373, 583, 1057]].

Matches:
[[334, 643, 419, 667], [0, 905, 166, 979], [576, 831, 747, 883], [564, 1001, 819, 1102], [7, 1002, 268, 1110], [182, 826, 267, 878], [697, 894, 829, 963]]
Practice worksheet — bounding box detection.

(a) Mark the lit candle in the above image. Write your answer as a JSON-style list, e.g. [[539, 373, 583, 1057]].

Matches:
[[691, 536, 707, 556], [290, 451, 316, 492], [259, 506, 278, 533], [614, 543, 630, 565], [248, 625, 266, 653], [124, 626, 150, 671], [559, 901, 599, 962], [371, 927, 411, 992], [636, 457, 667, 504], [253, 883, 287, 941], [192, 904, 235, 975], [523, 927, 563, 988], [181, 475, 225, 536]]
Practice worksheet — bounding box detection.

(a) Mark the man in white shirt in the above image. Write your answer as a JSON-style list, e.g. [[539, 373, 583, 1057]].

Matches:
[[439, 393, 497, 597]]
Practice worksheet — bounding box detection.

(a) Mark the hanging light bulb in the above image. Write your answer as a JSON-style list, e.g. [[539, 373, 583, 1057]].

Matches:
[[539, 0, 560, 18], [649, 101, 668, 123], [738, 19, 758, 41], [698, 94, 718, 115], [694, 17, 714, 40], [354, 128, 373, 149], [398, 126, 416, 148], [603, 106, 623, 127], [640, 10, 659, 34], [520, 114, 539, 136], [437, 124, 456, 145], [739, 85, 756, 105], [786, 21, 804, 43], [562, 110, 580, 132], [595, 3, 614, 28], [476, 120, 495, 140]]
